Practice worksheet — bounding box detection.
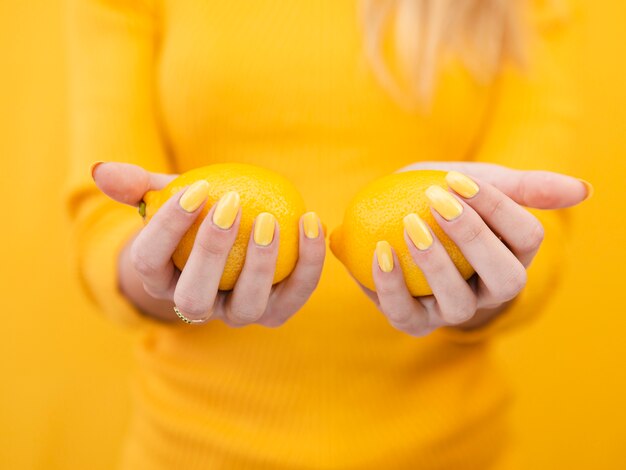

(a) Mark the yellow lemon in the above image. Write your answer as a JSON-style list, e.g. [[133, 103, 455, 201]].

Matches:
[[141, 163, 306, 290], [330, 170, 474, 297]]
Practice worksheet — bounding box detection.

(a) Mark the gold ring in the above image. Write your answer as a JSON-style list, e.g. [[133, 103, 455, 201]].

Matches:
[[173, 306, 209, 325]]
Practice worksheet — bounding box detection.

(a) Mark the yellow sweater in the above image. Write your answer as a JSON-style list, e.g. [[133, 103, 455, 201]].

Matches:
[[65, 1, 578, 468]]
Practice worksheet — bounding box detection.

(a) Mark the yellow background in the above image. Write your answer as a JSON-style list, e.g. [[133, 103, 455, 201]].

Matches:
[[1, 1, 624, 468]]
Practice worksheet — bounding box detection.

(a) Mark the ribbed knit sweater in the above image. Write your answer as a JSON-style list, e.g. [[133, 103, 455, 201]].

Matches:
[[65, 1, 577, 468]]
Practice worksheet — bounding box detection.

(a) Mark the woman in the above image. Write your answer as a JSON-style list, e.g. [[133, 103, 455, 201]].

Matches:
[[65, 0, 589, 468]]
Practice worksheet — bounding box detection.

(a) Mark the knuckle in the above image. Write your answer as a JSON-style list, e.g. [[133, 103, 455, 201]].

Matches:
[[253, 263, 275, 279], [384, 308, 413, 329], [419, 251, 448, 276], [174, 292, 212, 317], [259, 315, 289, 328], [496, 267, 528, 301], [519, 221, 545, 252], [375, 282, 399, 298], [388, 318, 427, 337], [487, 197, 506, 219], [159, 218, 183, 241], [518, 172, 533, 205], [458, 223, 484, 245], [405, 327, 432, 338], [130, 245, 160, 278], [444, 300, 477, 324], [229, 306, 264, 324], [196, 234, 230, 258], [388, 318, 409, 331], [291, 278, 319, 301], [535, 174, 560, 206], [143, 283, 171, 300], [534, 184, 551, 203], [245, 255, 276, 278], [147, 210, 187, 244]]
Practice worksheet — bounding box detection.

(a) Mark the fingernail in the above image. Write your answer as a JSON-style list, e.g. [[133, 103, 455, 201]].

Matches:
[[376, 241, 394, 273], [403, 213, 433, 250], [578, 179, 594, 201], [425, 185, 463, 221], [212, 191, 240, 229], [302, 212, 320, 239], [179, 180, 210, 213], [90, 161, 105, 179], [253, 212, 276, 246], [445, 171, 479, 198]]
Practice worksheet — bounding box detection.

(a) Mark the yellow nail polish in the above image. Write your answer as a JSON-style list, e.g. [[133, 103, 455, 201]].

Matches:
[[212, 191, 240, 229], [445, 171, 479, 198], [403, 213, 433, 250], [579, 179, 594, 201], [376, 241, 394, 273], [90, 161, 105, 179], [253, 212, 276, 246], [179, 180, 210, 213], [425, 185, 463, 221], [302, 212, 320, 239]]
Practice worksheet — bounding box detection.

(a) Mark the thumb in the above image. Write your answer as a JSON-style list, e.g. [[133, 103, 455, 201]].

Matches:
[[422, 162, 590, 209], [399, 162, 592, 209], [91, 162, 177, 207], [473, 167, 592, 210]]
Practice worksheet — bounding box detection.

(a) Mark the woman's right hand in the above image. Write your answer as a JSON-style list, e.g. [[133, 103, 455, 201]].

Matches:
[[92, 162, 326, 327]]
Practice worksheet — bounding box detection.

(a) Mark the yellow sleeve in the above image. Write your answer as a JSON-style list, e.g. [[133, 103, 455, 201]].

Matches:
[[63, 0, 171, 328], [438, 1, 581, 343]]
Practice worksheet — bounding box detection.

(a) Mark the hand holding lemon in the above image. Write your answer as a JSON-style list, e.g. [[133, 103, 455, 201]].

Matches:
[[332, 162, 591, 336], [92, 162, 326, 326], [92, 161, 590, 334]]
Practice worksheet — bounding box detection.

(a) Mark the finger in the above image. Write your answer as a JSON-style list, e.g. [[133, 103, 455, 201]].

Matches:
[[425, 186, 527, 305], [173, 192, 241, 322], [488, 169, 589, 209], [225, 213, 279, 325], [445, 171, 544, 267], [372, 241, 438, 336], [260, 212, 325, 328], [92, 162, 177, 206], [130, 182, 210, 298], [403, 214, 477, 324], [402, 162, 589, 209]]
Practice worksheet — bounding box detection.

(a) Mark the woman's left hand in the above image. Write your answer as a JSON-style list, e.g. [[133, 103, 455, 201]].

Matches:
[[360, 162, 591, 337]]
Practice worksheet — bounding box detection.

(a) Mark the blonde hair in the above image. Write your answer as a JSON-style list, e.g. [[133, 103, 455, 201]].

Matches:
[[360, 0, 526, 109]]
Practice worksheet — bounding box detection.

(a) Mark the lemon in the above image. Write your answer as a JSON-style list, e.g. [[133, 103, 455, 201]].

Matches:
[[142, 163, 306, 290], [330, 170, 474, 297]]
